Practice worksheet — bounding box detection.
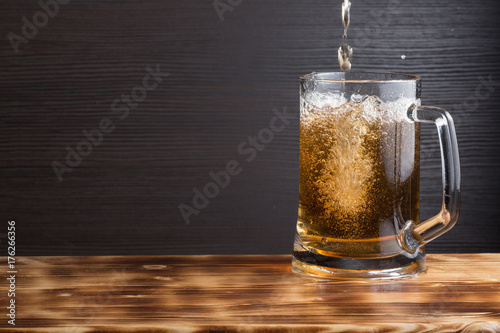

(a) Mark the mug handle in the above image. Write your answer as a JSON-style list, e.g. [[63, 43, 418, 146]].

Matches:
[[399, 105, 461, 253]]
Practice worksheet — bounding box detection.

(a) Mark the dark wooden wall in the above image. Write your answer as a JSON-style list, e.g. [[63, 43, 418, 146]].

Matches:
[[1, 0, 499, 255]]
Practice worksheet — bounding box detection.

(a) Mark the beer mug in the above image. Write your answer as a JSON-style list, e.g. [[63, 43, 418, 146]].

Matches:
[[292, 72, 460, 279]]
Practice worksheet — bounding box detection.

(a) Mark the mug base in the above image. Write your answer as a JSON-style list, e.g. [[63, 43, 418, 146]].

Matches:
[[292, 248, 426, 280]]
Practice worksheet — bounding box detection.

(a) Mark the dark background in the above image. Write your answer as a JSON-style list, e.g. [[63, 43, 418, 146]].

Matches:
[[1, 0, 499, 255]]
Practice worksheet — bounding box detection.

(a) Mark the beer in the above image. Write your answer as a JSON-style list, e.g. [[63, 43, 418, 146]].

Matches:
[[338, 0, 352, 71], [297, 95, 420, 258]]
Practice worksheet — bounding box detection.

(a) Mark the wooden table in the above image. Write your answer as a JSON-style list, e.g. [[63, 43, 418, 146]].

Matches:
[[1, 254, 499, 332]]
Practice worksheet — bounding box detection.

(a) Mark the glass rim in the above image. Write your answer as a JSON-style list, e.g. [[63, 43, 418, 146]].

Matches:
[[300, 72, 422, 83]]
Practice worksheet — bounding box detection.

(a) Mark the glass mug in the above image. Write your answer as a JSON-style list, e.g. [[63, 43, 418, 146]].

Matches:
[[292, 72, 460, 279]]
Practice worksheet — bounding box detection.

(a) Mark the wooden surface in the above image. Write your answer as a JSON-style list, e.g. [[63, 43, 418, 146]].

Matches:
[[1, 0, 500, 255], [1, 254, 499, 332]]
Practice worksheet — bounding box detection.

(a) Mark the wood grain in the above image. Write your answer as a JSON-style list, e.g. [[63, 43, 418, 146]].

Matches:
[[0, 0, 499, 255], [0, 254, 499, 332]]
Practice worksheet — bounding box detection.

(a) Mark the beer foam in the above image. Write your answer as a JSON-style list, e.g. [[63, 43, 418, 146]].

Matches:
[[301, 94, 419, 125], [301, 92, 348, 113]]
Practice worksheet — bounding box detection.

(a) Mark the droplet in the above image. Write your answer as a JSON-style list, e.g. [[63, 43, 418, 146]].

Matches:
[[351, 94, 368, 103], [338, 44, 353, 72], [401, 55, 406, 60]]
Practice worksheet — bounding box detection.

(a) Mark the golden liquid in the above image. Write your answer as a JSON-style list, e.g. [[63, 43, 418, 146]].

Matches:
[[298, 97, 420, 258]]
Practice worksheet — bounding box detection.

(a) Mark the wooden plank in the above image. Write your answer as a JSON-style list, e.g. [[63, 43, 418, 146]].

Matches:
[[1, 254, 499, 331]]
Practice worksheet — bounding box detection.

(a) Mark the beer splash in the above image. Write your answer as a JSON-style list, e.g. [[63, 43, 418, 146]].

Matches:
[[338, 0, 353, 71]]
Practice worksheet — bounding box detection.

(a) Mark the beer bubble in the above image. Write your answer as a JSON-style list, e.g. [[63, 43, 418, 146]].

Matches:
[[351, 94, 369, 103]]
